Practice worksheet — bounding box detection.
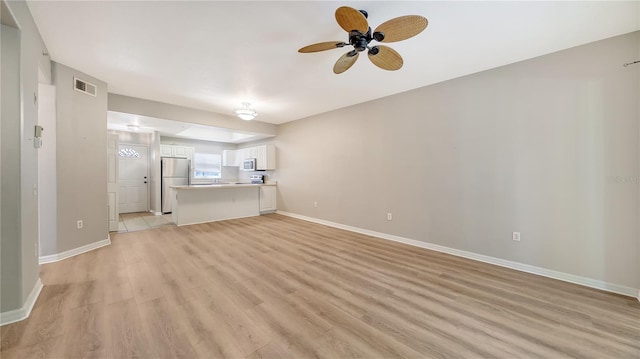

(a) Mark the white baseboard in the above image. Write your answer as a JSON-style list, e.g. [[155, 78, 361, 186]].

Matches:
[[277, 211, 639, 299], [176, 214, 260, 227], [0, 278, 43, 326], [39, 238, 111, 264]]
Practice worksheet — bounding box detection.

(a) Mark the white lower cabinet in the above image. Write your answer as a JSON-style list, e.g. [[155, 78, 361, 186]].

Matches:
[[259, 186, 277, 213], [172, 186, 260, 226], [171, 185, 277, 225]]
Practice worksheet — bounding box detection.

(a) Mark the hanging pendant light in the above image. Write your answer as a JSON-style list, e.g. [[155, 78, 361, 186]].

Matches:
[[233, 102, 258, 121]]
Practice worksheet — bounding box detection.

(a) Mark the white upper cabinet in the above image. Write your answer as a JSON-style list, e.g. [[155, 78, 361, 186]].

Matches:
[[173, 146, 189, 158], [160, 144, 173, 157], [222, 150, 238, 166], [222, 144, 276, 170], [237, 147, 248, 162], [160, 145, 194, 162], [254, 146, 266, 169], [254, 145, 276, 171], [244, 147, 257, 161]]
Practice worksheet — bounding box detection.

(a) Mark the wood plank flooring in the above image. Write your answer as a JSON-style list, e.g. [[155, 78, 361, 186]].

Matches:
[[2, 214, 639, 358]]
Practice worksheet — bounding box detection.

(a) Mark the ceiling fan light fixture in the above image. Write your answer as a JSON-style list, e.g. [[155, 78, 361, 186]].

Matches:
[[233, 102, 258, 121]]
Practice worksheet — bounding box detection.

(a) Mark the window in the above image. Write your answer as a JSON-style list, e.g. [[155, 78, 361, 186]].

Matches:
[[192, 153, 222, 179], [118, 148, 140, 158]]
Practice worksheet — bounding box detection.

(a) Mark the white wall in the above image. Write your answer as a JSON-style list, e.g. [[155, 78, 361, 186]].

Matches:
[[276, 31, 640, 292], [109, 130, 151, 146], [1, 23, 23, 312], [15, 0, 51, 309], [38, 84, 57, 256], [1, 0, 52, 316], [53, 62, 108, 253]]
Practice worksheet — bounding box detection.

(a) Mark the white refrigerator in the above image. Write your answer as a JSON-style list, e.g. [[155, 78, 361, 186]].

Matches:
[[161, 157, 190, 213]]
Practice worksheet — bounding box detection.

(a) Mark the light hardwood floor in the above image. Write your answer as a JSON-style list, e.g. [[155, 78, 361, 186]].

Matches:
[[2, 214, 639, 358]]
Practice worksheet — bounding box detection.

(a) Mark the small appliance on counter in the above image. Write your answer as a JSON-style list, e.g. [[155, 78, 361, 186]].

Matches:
[[250, 175, 264, 184]]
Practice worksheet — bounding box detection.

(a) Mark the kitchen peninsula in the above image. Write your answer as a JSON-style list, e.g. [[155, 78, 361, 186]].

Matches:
[[170, 183, 277, 226]]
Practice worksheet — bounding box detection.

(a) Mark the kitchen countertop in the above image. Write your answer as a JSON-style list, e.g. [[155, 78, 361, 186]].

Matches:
[[171, 182, 276, 190]]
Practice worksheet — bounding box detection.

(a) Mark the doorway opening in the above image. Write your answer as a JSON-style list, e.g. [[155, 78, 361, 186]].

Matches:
[[118, 143, 149, 214]]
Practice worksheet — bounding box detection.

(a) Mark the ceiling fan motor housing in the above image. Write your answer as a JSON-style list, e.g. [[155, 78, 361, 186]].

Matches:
[[349, 32, 367, 51], [348, 23, 385, 53], [349, 28, 375, 52]]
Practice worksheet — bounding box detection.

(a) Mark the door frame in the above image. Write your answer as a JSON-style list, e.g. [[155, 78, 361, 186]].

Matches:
[[118, 142, 150, 213], [37, 82, 57, 256], [107, 134, 119, 231]]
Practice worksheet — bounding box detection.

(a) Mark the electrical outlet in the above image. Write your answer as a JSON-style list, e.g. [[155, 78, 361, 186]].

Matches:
[[387, 213, 393, 221], [512, 232, 521, 241], [77, 220, 83, 229], [314, 201, 318, 207]]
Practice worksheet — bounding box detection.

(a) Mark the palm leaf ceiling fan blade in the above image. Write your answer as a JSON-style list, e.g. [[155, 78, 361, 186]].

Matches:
[[374, 15, 428, 43], [335, 6, 368, 33], [368, 45, 403, 71], [333, 51, 359, 74], [298, 41, 346, 53], [299, 7, 427, 73]]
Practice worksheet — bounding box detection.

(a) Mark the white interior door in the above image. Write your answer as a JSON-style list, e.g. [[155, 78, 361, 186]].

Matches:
[[107, 134, 119, 231], [118, 143, 149, 213]]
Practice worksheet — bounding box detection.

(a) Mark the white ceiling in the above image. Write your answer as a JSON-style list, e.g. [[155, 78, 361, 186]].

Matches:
[[29, 1, 639, 126]]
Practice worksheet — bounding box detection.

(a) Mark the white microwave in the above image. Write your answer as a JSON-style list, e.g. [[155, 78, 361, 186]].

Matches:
[[242, 158, 257, 171]]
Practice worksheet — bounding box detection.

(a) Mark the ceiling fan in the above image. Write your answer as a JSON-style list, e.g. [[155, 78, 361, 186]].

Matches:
[[298, 6, 428, 74]]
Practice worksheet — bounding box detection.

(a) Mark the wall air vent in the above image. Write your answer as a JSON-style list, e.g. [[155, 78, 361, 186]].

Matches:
[[73, 77, 97, 97]]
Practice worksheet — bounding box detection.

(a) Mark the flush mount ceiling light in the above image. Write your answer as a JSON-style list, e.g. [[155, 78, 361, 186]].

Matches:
[[233, 102, 258, 121]]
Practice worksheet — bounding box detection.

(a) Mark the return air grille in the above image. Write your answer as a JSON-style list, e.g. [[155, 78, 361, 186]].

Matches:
[[74, 77, 97, 97]]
